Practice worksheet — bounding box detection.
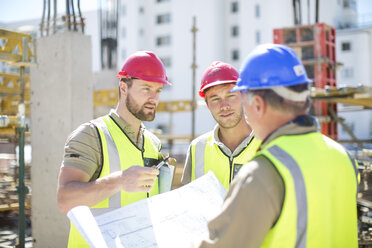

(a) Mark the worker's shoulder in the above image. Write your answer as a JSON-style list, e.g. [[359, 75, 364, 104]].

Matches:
[[190, 131, 214, 145], [65, 121, 99, 145], [321, 134, 348, 154], [240, 155, 284, 183]]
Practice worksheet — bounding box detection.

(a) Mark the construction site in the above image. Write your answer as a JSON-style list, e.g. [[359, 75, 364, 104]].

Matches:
[[0, 0, 372, 247]]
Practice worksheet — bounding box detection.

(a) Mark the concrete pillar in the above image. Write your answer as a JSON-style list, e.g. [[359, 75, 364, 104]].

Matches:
[[30, 32, 93, 248]]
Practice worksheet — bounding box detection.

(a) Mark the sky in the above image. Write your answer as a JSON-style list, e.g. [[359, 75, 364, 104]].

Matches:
[[0, 0, 371, 23]]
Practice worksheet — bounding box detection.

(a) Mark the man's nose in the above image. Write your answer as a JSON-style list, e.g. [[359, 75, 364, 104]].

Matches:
[[220, 100, 231, 111], [148, 91, 159, 103]]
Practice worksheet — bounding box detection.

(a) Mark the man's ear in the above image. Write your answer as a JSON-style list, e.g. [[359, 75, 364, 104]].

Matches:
[[119, 81, 128, 98], [252, 95, 266, 118], [204, 97, 209, 107]]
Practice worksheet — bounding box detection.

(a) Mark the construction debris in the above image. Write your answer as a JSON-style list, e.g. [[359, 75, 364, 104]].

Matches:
[[0, 155, 31, 215]]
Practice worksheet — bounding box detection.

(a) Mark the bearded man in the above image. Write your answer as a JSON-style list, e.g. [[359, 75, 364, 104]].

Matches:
[[57, 51, 170, 248]]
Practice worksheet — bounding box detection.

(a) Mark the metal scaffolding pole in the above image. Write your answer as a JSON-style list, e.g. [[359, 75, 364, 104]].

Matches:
[[15, 37, 30, 248]]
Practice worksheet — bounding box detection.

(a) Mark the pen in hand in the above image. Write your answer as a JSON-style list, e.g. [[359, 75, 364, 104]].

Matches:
[[156, 155, 177, 170], [156, 156, 170, 169]]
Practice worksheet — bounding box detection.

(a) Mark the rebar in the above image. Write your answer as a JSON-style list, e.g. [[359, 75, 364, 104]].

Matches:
[[40, 0, 46, 36]]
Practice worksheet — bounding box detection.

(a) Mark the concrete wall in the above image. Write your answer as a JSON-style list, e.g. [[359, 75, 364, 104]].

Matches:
[[30, 32, 93, 248]]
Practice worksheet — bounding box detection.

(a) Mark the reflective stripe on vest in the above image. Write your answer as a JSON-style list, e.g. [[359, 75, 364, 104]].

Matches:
[[192, 133, 260, 189], [194, 134, 209, 179], [268, 146, 307, 248], [90, 118, 121, 216]]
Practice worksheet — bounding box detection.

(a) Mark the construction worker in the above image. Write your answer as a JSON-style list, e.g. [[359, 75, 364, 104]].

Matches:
[[181, 61, 260, 189], [196, 44, 358, 247], [57, 51, 170, 247]]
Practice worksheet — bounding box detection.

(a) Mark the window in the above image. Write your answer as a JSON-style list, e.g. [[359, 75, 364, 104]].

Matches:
[[255, 30, 261, 44], [341, 67, 354, 79], [156, 35, 171, 46], [231, 2, 238, 13], [343, 0, 350, 8], [232, 49, 239, 61], [255, 4, 260, 18], [121, 27, 126, 38], [139, 29, 144, 36], [139, 6, 144, 14], [231, 26, 239, 37], [122, 5, 126, 16], [341, 41, 351, 51], [160, 57, 172, 67], [156, 13, 171, 24]]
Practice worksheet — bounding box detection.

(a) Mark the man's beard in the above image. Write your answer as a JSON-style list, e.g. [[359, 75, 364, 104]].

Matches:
[[214, 110, 242, 129], [126, 94, 156, 121]]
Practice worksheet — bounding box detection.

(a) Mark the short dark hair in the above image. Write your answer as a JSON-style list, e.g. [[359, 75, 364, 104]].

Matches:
[[247, 83, 311, 115]]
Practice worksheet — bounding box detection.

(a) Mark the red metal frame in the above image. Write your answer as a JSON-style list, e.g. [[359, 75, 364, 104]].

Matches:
[[273, 23, 338, 139]]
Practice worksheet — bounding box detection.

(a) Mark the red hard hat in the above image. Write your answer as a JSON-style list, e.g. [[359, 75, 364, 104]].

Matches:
[[199, 61, 239, 98], [117, 51, 171, 85]]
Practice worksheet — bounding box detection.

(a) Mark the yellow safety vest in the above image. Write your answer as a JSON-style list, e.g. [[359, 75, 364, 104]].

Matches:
[[191, 131, 261, 189], [67, 115, 161, 248], [257, 132, 358, 248]]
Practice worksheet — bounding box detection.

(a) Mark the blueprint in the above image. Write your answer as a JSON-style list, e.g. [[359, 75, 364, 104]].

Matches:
[[68, 171, 226, 248], [67, 206, 108, 248]]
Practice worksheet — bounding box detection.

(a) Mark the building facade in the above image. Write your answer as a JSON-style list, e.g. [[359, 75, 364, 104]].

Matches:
[[117, 0, 366, 145]]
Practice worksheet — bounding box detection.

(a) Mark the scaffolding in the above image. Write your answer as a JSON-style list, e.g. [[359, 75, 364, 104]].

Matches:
[[0, 28, 34, 248]]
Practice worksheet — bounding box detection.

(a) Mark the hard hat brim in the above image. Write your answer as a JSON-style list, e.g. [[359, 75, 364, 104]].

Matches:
[[231, 78, 312, 92], [230, 84, 248, 92], [116, 74, 171, 85], [199, 80, 237, 98]]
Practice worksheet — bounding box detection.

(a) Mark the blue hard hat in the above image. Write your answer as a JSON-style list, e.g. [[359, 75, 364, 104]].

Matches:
[[231, 44, 311, 92]]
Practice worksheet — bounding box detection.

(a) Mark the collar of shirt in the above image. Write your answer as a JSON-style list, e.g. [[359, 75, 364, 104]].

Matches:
[[212, 124, 255, 157], [260, 114, 319, 150], [108, 109, 145, 148]]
